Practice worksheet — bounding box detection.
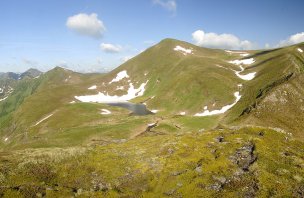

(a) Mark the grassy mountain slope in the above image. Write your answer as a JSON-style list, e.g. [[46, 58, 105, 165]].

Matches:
[[228, 43, 304, 138], [88, 39, 243, 114]]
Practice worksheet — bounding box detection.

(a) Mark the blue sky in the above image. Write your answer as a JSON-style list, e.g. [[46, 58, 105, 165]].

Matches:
[[0, 0, 304, 73]]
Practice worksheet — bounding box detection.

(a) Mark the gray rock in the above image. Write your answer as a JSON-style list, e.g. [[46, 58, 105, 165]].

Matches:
[[230, 142, 257, 171], [216, 136, 224, 142], [212, 176, 227, 184], [164, 189, 176, 196], [208, 183, 222, 192], [171, 170, 187, 176], [195, 166, 202, 173]]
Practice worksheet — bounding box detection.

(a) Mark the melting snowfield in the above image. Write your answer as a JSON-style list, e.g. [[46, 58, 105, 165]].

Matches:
[[174, 45, 193, 55], [75, 70, 148, 103], [179, 112, 186, 115], [88, 85, 97, 90], [229, 58, 256, 81], [75, 82, 148, 103], [298, 48, 303, 53], [194, 92, 241, 117], [195, 57, 256, 117], [109, 70, 129, 84], [225, 50, 249, 57], [0, 96, 8, 102], [0, 86, 14, 102], [229, 58, 255, 65], [234, 65, 256, 80], [101, 109, 111, 115]]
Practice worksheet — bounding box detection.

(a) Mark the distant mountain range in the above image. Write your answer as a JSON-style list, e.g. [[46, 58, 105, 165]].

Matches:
[[0, 68, 42, 80]]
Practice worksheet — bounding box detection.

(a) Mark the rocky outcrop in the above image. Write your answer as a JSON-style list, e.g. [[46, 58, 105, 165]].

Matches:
[[240, 72, 294, 116], [230, 142, 257, 171]]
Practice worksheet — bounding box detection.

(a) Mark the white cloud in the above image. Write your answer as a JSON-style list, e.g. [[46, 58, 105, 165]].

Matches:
[[192, 30, 256, 50], [66, 13, 106, 38], [153, 0, 177, 14], [277, 32, 304, 47], [100, 43, 122, 53]]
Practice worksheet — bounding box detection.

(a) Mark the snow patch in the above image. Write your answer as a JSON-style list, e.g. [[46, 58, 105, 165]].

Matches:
[[179, 112, 186, 115], [75, 81, 148, 103], [4, 138, 8, 142], [225, 50, 249, 57], [225, 50, 244, 54], [234, 65, 256, 80], [174, 45, 193, 55], [88, 85, 97, 90], [298, 48, 303, 53], [236, 72, 256, 81], [0, 86, 14, 101], [195, 92, 241, 117], [34, 114, 54, 126], [229, 58, 256, 80], [109, 70, 129, 84], [229, 58, 255, 65], [70, 101, 76, 104], [0, 96, 8, 102], [151, 109, 159, 113], [101, 109, 111, 115]]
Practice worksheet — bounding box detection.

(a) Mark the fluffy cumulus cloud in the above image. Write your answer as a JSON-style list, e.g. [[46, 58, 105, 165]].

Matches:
[[100, 43, 122, 53], [192, 30, 255, 50], [277, 32, 304, 47], [153, 0, 176, 13], [66, 13, 106, 38]]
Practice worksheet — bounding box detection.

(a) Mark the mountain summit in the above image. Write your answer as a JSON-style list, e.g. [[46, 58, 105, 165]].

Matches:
[[19, 68, 42, 79]]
